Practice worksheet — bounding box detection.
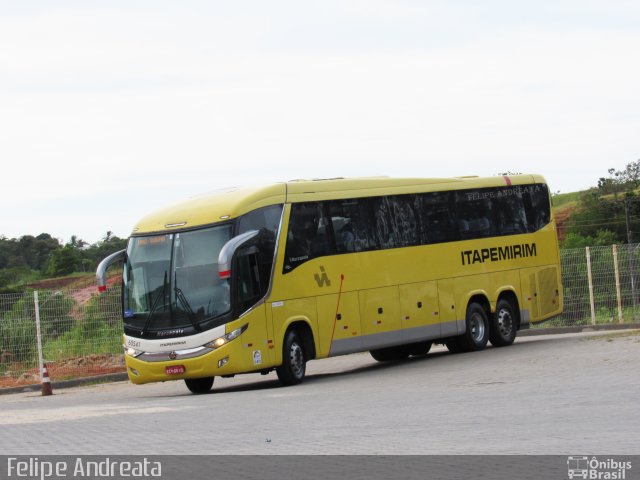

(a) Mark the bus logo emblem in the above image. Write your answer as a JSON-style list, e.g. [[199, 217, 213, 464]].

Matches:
[[314, 266, 331, 287]]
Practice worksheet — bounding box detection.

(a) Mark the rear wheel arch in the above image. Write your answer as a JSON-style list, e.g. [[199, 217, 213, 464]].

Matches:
[[467, 293, 491, 320]]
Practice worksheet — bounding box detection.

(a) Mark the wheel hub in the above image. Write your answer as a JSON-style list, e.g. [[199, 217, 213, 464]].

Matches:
[[289, 343, 305, 378], [469, 313, 486, 342], [497, 309, 513, 336]]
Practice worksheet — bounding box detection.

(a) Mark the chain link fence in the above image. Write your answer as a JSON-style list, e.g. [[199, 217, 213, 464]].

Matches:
[[557, 243, 640, 327], [0, 286, 124, 389], [1, 244, 639, 388]]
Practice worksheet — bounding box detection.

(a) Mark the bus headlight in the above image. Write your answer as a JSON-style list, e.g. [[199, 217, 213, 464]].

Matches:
[[125, 346, 143, 358], [204, 324, 248, 350]]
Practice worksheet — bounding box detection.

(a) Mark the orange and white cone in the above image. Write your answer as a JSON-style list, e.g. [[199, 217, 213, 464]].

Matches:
[[41, 364, 53, 396]]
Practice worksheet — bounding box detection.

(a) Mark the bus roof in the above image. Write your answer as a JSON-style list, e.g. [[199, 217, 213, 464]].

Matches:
[[131, 174, 547, 235]]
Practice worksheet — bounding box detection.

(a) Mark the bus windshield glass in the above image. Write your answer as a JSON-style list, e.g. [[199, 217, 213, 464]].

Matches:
[[123, 225, 233, 333]]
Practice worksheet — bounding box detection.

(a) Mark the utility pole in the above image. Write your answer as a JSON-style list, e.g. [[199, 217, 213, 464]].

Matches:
[[625, 198, 633, 244], [624, 197, 638, 319]]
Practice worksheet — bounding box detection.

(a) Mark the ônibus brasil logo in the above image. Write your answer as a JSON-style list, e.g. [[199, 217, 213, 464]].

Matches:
[[567, 456, 632, 480]]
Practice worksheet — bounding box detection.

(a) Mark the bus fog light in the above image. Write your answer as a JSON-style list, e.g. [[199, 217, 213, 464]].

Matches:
[[129, 367, 140, 376], [218, 357, 229, 368]]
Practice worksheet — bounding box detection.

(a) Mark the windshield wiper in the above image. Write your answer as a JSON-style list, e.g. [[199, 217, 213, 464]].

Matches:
[[174, 274, 202, 332], [141, 271, 167, 336]]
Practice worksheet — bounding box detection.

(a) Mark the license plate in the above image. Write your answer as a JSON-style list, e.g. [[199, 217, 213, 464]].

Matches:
[[166, 365, 186, 375]]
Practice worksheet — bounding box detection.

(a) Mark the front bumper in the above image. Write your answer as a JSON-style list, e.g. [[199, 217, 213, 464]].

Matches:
[[125, 337, 248, 384]]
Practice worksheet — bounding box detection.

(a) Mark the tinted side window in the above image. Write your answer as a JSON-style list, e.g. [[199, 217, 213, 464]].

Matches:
[[523, 184, 551, 232], [235, 205, 284, 308], [492, 187, 528, 235], [235, 247, 262, 314], [417, 191, 457, 244], [283, 202, 332, 272], [455, 190, 495, 239], [327, 198, 378, 253], [372, 195, 421, 249], [453, 184, 550, 240], [238, 204, 283, 237], [280, 183, 550, 272]]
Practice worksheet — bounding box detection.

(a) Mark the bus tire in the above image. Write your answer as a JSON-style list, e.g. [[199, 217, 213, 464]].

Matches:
[[489, 298, 517, 347], [184, 376, 214, 394], [445, 338, 464, 354], [276, 330, 307, 386], [462, 302, 489, 351], [370, 345, 411, 362], [450, 302, 490, 352], [407, 341, 432, 356]]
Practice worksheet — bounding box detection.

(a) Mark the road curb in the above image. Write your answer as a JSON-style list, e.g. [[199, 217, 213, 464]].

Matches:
[[520, 323, 640, 336], [0, 372, 129, 396]]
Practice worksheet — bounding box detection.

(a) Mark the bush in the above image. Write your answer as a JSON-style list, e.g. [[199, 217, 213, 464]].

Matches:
[[42, 293, 123, 360], [0, 297, 36, 364]]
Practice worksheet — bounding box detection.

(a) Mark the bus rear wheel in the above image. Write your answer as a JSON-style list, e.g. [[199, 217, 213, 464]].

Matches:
[[489, 298, 517, 347], [447, 302, 490, 353], [184, 376, 214, 394], [462, 302, 489, 351], [276, 330, 307, 386]]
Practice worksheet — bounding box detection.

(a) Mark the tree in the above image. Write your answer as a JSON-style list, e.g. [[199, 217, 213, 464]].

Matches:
[[599, 160, 640, 196], [46, 244, 81, 277], [597, 168, 624, 199], [620, 159, 640, 189]]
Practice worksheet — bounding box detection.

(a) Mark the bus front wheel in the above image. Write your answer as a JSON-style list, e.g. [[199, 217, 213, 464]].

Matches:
[[184, 376, 214, 394], [276, 330, 307, 386]]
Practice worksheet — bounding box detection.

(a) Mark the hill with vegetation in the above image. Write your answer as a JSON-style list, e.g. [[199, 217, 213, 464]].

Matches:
[[0, 232, 126, 293], [555, 159, 640, 248]]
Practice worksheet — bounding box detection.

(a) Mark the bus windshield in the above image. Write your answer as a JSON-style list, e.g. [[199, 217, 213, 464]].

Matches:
[[123, 225, 233, 333]]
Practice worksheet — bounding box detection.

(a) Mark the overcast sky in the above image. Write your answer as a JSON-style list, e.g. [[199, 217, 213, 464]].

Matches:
[[1, 1, 639, 244]]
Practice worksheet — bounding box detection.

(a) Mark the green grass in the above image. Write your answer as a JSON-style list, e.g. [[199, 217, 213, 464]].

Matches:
[[552, 190, 585, 208], [43, 322, 122, 360]]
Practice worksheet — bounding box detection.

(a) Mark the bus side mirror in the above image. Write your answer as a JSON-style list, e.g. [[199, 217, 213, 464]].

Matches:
[[96, 249, 126, 292], [218, 230, 260, 279]]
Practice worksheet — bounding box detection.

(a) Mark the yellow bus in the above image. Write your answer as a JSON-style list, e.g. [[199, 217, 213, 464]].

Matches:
[[97, 175, 562, 393]]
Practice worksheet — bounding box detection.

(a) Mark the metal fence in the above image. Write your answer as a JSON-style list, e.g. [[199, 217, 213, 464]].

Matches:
[[1, 244, 639, 388], [559, 244, 640, 326], [0, 286, 124, 389]]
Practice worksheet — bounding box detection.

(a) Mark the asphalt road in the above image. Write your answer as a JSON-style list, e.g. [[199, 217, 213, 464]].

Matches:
[[0, 330, 638, 455]]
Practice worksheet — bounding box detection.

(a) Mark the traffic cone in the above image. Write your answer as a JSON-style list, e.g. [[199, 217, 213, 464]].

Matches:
[[41, 363, 53, 396]]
